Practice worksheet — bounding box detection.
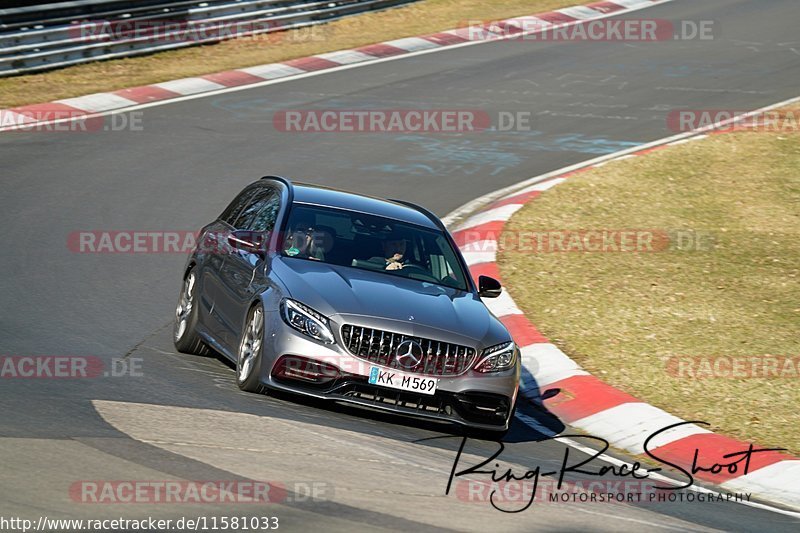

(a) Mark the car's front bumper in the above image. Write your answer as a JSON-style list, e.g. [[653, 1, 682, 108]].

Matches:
[[259, 310, 520, 430]]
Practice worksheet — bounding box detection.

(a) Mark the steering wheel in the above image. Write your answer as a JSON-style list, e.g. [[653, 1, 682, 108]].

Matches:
[[397, 264, 439, 283], [398, 263, 428, 274]]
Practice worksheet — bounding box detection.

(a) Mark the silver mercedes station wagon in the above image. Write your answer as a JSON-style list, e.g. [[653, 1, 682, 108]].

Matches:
[[174, 177, 520, 432]]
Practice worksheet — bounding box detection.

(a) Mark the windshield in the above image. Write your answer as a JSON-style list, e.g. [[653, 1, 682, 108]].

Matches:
[[280, 203, 469, 291]]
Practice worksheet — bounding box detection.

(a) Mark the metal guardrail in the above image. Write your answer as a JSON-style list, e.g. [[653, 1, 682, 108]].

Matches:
[[0, 0, 417, 77]]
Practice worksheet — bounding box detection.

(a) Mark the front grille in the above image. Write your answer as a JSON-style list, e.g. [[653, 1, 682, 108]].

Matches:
[[340, 324, 477, 376]]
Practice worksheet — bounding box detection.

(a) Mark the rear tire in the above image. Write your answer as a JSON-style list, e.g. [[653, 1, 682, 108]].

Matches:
[[237, 303, 265, 393], [174, 269, 210, 355]]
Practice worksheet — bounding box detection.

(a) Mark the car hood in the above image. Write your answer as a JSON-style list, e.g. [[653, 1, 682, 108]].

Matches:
[[271, 257, 508, 345]]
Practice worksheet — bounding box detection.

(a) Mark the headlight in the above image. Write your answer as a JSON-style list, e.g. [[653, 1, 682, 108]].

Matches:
[[281, 299, 335, 344], [473, 341, 516, 373]]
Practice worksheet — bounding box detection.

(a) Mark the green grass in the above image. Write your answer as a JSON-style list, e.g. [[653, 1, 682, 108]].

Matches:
[[500, 113, 800, 455]]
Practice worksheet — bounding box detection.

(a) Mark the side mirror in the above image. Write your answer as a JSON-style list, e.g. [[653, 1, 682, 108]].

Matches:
[[478, 275, 502, 298], [227, 230, 267, 255]]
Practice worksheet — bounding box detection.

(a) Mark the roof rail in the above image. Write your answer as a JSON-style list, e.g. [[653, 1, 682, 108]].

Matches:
[[389, 198, 446, 232], [261, 175, 293, 188]]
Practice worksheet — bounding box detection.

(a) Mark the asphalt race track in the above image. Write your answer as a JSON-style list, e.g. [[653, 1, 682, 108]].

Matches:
[[2, 0, 800, 530]]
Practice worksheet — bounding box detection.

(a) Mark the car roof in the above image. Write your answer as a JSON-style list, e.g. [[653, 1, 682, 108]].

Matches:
[[282, 180, 441, 230]]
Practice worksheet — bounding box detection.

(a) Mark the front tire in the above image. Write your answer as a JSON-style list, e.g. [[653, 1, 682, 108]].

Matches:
[[174, 269, 209, 355], [237, 303, 265, 393]]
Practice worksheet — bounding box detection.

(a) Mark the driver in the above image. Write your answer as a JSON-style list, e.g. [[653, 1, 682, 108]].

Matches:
[[308, 225, 335, 261], [378, 231, 411, 271]]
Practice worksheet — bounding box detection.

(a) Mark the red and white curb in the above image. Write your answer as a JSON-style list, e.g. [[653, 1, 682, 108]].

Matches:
[[448, 114, 800, 512], [0, 0, 672, 131]]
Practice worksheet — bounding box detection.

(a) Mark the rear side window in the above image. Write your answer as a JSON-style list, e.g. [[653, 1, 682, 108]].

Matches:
[[219, 187, 257, 226], [243, 190, 282, 232]]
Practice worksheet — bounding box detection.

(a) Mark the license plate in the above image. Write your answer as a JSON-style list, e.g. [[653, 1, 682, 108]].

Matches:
[[368, 367, 439, 395]]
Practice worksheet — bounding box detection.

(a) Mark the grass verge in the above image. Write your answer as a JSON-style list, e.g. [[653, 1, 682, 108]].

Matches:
[[0, 0, 576, 108], [499, 108, 800, 455]]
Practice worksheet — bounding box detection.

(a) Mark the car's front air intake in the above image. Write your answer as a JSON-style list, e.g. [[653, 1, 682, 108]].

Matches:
[[340, 325, 477, 376]]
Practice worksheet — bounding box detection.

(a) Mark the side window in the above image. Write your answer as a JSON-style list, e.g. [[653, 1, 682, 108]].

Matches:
[[249, 191, 282, 232], [220, 188, 257, 226], [234, 188, 281, 231]]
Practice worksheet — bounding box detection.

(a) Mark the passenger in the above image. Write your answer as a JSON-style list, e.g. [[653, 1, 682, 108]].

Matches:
[[283, 222, 335, 262], [308, 226, 335, 262], [283, 221, 315, 258]]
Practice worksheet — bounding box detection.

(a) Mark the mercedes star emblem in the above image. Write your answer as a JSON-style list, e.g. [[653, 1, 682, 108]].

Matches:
[[395, 340, 424, 370]]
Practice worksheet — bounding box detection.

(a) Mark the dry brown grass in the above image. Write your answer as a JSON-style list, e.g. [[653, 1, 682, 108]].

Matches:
[[500, 106, 800, 454]]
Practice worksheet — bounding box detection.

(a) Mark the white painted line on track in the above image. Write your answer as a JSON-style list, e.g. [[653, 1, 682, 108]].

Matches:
[[383, 36, 440, 52], [571, 403, 712, 455], [239, 63, 306, 79], [557, 6, 606, 19], [56, 93, 138, 112], [153, 77, 227, 95], [458, 204, 524, 230], [315, 50, 377, 64]]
